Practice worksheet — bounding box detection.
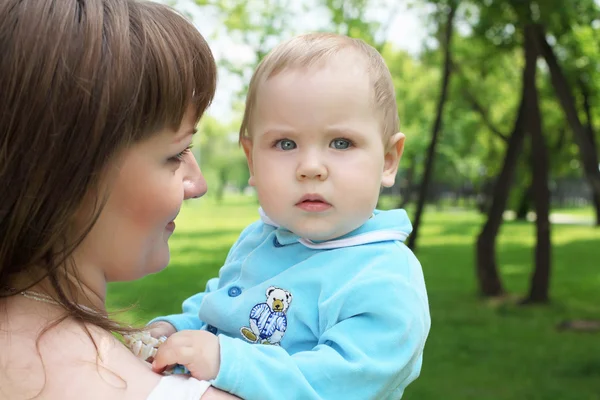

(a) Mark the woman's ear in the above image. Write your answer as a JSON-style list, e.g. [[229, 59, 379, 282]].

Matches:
[[241, 137, 256, 186], [381, 132, 405, 188]]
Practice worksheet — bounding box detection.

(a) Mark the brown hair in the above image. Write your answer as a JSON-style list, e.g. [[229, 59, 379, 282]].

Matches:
[[0, 0, 216, 334], [239, 32, 399, 143]]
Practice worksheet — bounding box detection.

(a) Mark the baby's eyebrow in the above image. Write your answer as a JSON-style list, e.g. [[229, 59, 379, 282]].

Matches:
[[262, 128, 297, 137], [325, 127, 362, 136]]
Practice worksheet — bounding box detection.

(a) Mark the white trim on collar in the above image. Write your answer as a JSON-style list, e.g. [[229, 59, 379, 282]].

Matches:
[[298, 231, 409, 249], [259, 207, 279, 227]]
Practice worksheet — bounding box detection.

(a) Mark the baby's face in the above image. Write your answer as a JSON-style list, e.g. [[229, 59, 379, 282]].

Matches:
[[243, 55, 400, 241]]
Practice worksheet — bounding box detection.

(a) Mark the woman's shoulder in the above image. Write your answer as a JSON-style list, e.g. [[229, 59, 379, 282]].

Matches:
[[45, 321, 163, 399], [0, 309, 160, 400]]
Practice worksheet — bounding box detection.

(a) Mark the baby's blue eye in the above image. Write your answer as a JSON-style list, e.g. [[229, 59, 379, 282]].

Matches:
[[276, 139, 297, 150], [331, 138, 352, 150]]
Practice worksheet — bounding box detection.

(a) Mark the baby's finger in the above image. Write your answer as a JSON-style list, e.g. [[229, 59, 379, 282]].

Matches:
[[151, 342, 196, 371], [151, 361, 175, 374], [147, 321, 177, 338]]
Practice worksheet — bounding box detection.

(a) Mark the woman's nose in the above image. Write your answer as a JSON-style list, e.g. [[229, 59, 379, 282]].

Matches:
[[182, 151, 207, 199]]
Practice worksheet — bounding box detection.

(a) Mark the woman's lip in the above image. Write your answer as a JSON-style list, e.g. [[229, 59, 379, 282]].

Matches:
[[165, 221, 176, 232]]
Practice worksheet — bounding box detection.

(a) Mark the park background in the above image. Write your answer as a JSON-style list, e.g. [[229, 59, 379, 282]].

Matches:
[[108, 0, 600, 398]]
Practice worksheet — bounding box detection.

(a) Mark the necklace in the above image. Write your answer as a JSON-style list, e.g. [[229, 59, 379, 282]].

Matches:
[[18, 289, 97, 313], [20, 290, 61, 305], [12, 288, 160, 365]]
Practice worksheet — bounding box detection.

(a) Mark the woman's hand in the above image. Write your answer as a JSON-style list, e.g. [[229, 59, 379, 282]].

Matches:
[[152, 330, 221, 381], [201, 387, 242, 399]]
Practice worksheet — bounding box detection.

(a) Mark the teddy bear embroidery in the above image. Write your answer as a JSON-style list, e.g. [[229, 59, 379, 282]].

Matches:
[[240, 286, 292, 346]]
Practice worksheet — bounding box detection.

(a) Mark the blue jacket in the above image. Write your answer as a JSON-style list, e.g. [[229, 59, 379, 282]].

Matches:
[[151, 208, 430, 400]]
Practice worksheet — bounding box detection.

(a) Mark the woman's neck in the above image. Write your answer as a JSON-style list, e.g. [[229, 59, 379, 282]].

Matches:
[[9, 262, 106, 312]]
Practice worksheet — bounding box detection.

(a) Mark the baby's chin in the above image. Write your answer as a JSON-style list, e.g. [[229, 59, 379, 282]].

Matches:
[[294, 217, 372, 242], [290, 225, 355, 243]]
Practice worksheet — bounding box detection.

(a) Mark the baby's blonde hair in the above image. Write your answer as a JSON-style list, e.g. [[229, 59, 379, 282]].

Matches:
[[239, 32, 399, 143]]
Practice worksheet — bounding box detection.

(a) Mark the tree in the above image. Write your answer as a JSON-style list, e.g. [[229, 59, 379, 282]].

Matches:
[[474, 24, 532, 296], [523, 24, 551, 304], [475, 94, 527, 296], [406, 0, 458, 251], [534, 24, 600, 225]]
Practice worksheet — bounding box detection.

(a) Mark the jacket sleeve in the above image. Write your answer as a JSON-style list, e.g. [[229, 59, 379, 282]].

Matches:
[[212, 246, 431, 400], [148, 277, 220, 331]]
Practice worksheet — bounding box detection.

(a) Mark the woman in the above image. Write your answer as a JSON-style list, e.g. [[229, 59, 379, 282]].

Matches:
[[0, 0, 237, 399]]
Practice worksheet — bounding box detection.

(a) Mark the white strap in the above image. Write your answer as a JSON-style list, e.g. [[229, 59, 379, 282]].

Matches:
[[147, 375, 211, 400]]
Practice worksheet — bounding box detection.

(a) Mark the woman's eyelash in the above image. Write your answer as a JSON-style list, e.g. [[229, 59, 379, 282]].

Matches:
[[172, 144, 194, 161]]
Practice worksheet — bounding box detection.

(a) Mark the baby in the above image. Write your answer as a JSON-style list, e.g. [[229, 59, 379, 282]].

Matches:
[[146, 32, 430, 400]]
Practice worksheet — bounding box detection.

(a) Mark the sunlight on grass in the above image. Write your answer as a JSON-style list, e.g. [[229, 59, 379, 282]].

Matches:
[[501, 264, 530, 275]]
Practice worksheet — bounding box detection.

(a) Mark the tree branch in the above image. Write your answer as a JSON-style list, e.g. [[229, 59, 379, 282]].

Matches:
[[452, 60, 509, 142], [462, 86, 509, 142], [578, 78, 597, 149]]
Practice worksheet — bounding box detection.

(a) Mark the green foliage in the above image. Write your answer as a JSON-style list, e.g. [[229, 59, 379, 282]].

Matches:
[[322, 0, 390, 49], [196, 0, 298, 101], [195, 116, 248, 201], [418, 0, 599, 195], [384, 48, 437, 172]]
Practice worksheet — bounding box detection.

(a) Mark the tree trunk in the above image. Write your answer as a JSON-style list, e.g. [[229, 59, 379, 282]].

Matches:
[[534, 25, 600, 218], [474, 24, 535, 297], [215, 167, 228, 204], [515, 147, 533, 221], [476, 178, 493, 214], [523, 25, 552, 304], [592, 192, 600, 226], [579, 79, 600, 225], [515, 187, 531, 221], [399, 156, 416, 209], [407, 2, 457, 251]]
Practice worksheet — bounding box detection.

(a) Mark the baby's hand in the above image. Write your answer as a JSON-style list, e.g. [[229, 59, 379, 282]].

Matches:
[[152, 330, 221, 381], [146, 321, 177, 339]]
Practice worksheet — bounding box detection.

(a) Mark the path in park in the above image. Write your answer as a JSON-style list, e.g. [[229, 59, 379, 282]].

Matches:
[[549, 213, 596, 226], [502, 210, 596, 225]]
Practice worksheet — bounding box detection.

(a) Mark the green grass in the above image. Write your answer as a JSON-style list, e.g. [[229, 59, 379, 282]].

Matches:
[[107, 196, 600, 400]]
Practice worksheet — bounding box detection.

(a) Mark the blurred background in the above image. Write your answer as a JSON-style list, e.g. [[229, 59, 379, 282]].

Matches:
[[108, 0, 600, 398]]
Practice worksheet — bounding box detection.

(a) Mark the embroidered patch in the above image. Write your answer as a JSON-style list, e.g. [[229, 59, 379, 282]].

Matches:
[[240, 286, 292, 346]]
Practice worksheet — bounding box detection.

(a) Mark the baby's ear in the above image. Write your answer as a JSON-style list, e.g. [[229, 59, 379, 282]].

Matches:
[[382, 132, 405, 188], [241, 137, 255, 186]]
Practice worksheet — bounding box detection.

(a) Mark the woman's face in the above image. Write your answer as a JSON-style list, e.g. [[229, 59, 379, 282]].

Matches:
[[75, 107, 207, 282]]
